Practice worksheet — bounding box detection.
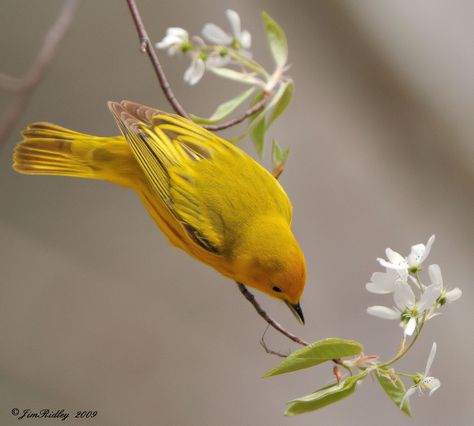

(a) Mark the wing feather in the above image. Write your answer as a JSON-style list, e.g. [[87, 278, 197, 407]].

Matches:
[[108, 100, 224, 253]]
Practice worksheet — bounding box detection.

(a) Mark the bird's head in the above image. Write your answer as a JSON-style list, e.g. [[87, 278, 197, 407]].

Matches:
[[232, 217, 307, 323]]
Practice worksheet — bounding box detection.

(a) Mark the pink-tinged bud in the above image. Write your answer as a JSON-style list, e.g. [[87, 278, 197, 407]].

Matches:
[[344, 354, 379, 368], [333, 366, 342, 384]]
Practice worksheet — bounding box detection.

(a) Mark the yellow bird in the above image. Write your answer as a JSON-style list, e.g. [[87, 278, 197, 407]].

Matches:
[[13, 101, 306, 323]]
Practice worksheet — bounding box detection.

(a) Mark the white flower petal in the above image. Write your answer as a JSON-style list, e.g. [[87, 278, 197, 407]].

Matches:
[[421, 235, 435, 263], [420, 284, 442, 311], [446, 288, 462, 303], [156, 34, 182, 49], [424, 342, 437, 376], [365, 270, 398, 294], [426, 311, 442, 320], [226, 9, 241, 39], [426, 377, 441, 395], [428, 264, 443, 287], [377, 258, 395, 269], [157, 27, 188, 50], [367, 306, 400, 320], [408, 274, 419, 286], [400, 386, 416, 408], [397, 267, 409, 282], [202, 23, 232, 45], [386, 248, 407, 268], [239, 30, 252, 49], [167, 45, 180, 56], [394, 282, 416, 310], [404, 317, 417, 336], [184, 58, 205, 85], [167, 27, 188, 39], [407, 243, 425, 266], [365, 283, 387, 294], [408, 235, 435, 266]]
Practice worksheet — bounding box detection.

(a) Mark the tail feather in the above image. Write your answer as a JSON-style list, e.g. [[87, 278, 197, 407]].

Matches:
[[21, 122, 87, 139], [13, 122, 139, 187], [14, 122, 96, 176]]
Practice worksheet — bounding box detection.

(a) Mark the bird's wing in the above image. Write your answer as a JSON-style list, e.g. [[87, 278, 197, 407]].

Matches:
[[108, 100, 227, 253]]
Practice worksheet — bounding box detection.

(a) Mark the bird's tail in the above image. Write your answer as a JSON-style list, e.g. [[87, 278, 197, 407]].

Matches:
[[13, 122, 139, 188]]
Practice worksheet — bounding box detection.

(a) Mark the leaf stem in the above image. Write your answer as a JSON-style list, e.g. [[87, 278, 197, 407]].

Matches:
[[412, 271, 426, 292], [396, 372, 416, 379], [380, 315, 426, 368], [227, 50, 269, 78]]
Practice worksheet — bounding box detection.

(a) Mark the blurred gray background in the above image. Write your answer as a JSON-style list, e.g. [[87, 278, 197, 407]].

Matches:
[[1, 1, 473, 425]]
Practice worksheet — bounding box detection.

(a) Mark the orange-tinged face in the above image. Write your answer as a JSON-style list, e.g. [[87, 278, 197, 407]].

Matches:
[[231, 218, 307, 322], [270, 249, 307, 304]]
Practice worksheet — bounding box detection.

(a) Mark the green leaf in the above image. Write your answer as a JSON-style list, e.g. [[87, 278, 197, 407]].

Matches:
[[248, 91, 265, 124], [267, 80, 294, 127], [251, 116, 266, 157], [245, 91, 267, 154], [249, 81, 288, 130], [235, 80, 292, 148], [375, 369, 412, 417], [236, 81, 291, 146], [263, 338, 363, 378], [208, 67, 262, 86], [190, 88, 255, 124], [272, 139, 289, 169], [285, 373, 366, 415], [261, 11, 288, 67]]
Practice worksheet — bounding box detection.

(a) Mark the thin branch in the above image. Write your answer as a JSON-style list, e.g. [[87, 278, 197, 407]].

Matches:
[[126, 0, 189, 119], [237, 283, 309, 346], [260, 325, 289, 358], [125, 0, 268, 131], [0, 0, 80, 146], [237, 256, 342, 367], [203, 97, 267, 131]]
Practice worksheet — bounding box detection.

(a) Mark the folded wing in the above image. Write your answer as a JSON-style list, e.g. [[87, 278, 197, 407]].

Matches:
[[108, 100, 227, 253]]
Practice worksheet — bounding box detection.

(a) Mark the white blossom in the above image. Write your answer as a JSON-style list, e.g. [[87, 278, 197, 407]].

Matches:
[[407, 235, 435, 271], [156, 27, 190, 55], [377, 248, 408, 273], [184, 56, 206, 85], [366, 269, 404, 294], [377, 235, 435, 275], [202, 10, 251, 50], [428, 264, 462, 305], [367, 281, 441, 336], [400, 342, 441, 408]]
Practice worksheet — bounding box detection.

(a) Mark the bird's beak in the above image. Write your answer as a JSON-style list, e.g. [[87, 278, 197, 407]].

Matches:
[[285, 301, 305, 325]]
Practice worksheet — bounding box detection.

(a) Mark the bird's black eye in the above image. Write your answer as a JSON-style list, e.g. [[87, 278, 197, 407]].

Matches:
[[272, 286, 282, 293]]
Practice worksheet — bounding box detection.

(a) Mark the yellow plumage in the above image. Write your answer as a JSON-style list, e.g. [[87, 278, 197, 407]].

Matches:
[[13, 101, 306, 322]]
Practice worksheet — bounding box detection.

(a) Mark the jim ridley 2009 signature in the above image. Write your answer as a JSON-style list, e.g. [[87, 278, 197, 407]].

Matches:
[[11, 408, 98, 421]]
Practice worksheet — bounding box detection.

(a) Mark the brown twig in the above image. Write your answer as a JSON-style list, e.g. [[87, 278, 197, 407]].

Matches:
[[260, 325, 289, 358], [237, 283, 309, 346], [0, 0, 80, 146], [203, 97, 267, 131], [125, 0, 267, 131], [126, 0, 189, 119]]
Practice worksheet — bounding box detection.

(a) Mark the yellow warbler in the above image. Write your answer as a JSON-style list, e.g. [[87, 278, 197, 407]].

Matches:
[[13, 101, 306, 322]]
